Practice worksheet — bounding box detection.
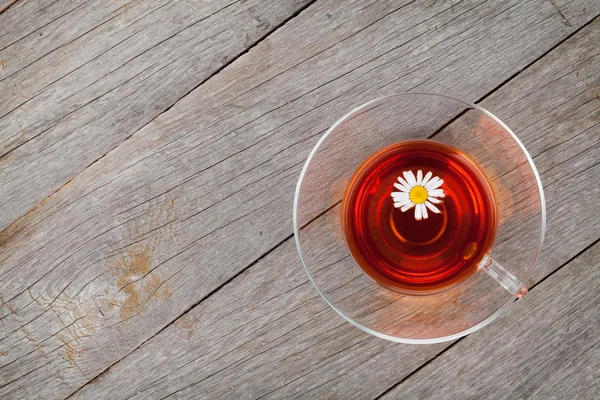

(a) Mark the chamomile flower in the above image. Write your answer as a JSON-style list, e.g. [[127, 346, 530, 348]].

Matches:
[[391, 170, 445, 220]]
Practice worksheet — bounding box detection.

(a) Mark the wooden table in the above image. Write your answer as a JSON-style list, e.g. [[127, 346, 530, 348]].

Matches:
[[1, 0, 599, 398]]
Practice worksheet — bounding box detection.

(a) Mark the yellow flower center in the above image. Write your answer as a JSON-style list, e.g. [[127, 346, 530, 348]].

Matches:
[[409, 186, 428, 204]]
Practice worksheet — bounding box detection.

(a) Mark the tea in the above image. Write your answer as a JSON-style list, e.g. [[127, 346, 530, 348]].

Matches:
[[341, 140, 497, 295]]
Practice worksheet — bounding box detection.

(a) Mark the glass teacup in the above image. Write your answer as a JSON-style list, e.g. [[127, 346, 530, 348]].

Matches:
[[294, 93, 545, 343]]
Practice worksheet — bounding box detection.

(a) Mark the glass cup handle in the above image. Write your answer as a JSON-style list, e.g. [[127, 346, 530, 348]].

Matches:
[[479, 255, 528, 298]]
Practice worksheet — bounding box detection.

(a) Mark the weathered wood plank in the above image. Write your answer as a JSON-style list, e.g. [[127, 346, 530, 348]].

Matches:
[[0, 0, 80, 46], [0, 0, 313, 232], [548, 0, 599, 26], [380, 240, 600, 400], [0, 1, 597, 398], [0, 0, 18, 15], [1, 0, 599, 398], [68, 13, 600, 400]]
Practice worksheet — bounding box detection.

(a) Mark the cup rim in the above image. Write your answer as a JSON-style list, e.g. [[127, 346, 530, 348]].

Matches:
[[293, 92, 546, 344]]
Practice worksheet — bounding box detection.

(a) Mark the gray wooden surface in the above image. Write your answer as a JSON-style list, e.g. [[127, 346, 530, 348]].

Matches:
[[1, 0, 599, 399]]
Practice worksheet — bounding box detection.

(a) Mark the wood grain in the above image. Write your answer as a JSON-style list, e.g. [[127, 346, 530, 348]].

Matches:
[[51, 6, 600, 400], [380, 240, 600, 400], [547, 0, 599, 26], [1, 1, 599, 399], [0, 0, 18, 15], [0, 0, 313, 231]]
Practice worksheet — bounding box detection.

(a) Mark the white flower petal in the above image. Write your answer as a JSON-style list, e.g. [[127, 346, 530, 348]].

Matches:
[[421, 203, 429, 219], [393, 197, 410, 205], [403, 170, 417, 186], [392, 171, 446, 219], [425, 177, 444, 190], [397, 176, 410, 189], [421, 171, 433, 187], [424, 177, 438, 190], [415, 203, 422, 220], [392, 194, 410, 203], [425, 201, 441, 213], [401, 202, 415, 212], [429, 189, 445, 198], [394, 199, 411, 208], [393, 182, 410, 192]]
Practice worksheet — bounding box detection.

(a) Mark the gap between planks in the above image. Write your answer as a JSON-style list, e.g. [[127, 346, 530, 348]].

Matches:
[[0, 0, 19, 15], [57, 1, 319, 396], [0, 0, 319, 237], [65, 8, 600, 399], [374, 236, 600, 399]]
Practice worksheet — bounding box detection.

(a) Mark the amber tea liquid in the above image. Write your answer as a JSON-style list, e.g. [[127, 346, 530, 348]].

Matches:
[[341, 140, 497, 295]]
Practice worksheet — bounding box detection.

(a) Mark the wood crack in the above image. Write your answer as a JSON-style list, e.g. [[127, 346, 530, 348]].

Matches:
[[2, 1, 599, 398], [0, 0, 19, 15], [0, 0, 319, 237], [374, 237, 600, 398], [547, 0, 572, 26]]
